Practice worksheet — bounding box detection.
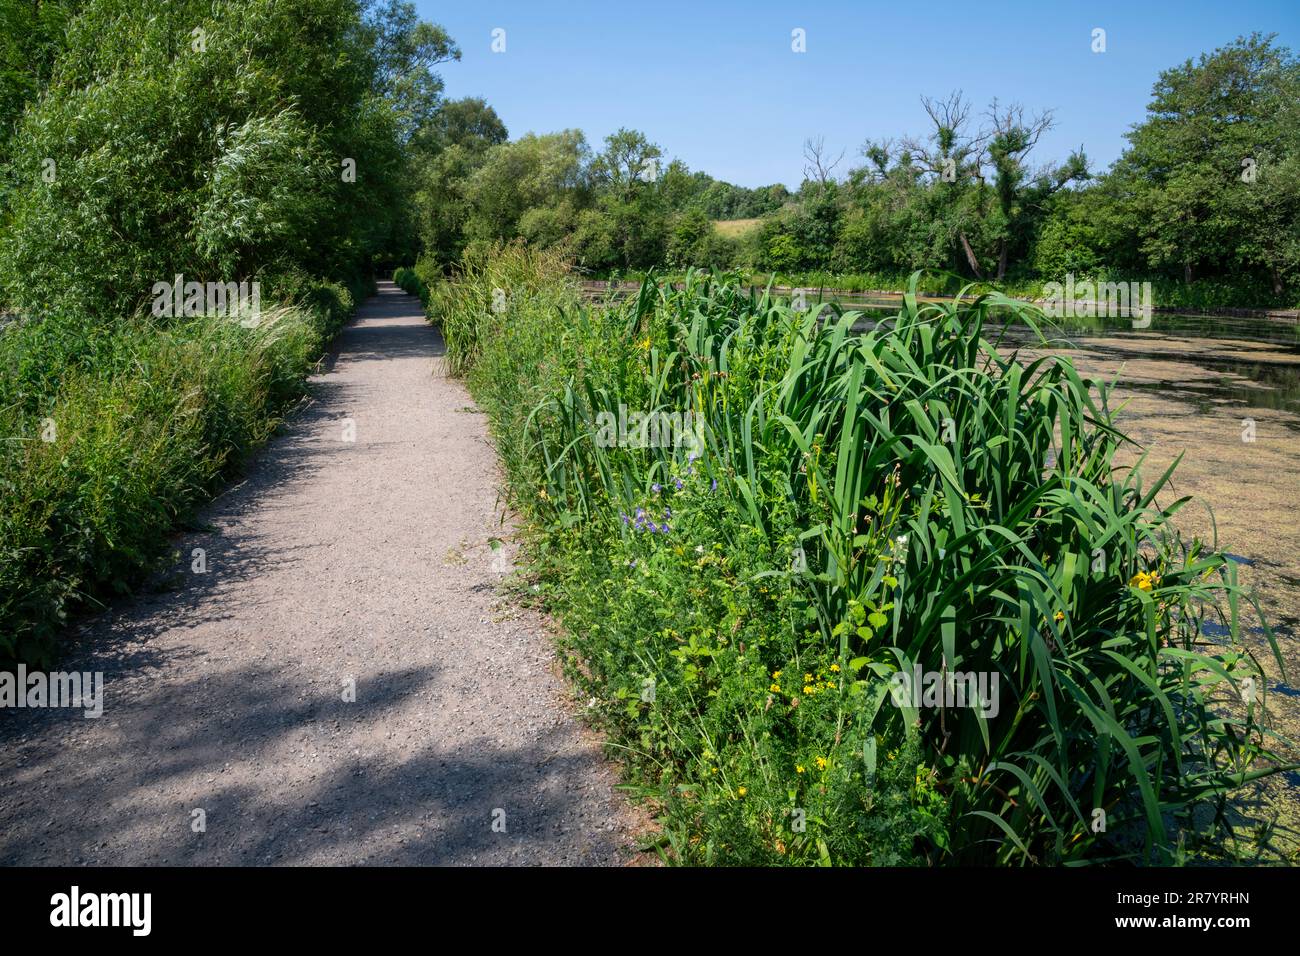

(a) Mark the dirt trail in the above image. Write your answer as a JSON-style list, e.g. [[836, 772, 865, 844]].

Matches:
[[0, 282, 642, 865]]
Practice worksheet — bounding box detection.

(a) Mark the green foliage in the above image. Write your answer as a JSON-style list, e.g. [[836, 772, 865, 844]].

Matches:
[[409, 124, 781, 276], [0, 0, 435, 315], [691, 178, 790, 220], [666, 209, 738, 270], [0, 0, 78, 157], [1103, 33, 1300, 294], [361, 0, 459, 143], [434, 246, 1291, 864], [460, 130, 589, 247], [425, 241, 574, 377], [402, 36, 1298, 308], [0, 0, 445, 662], [0, 278, 361, 666], [392, 265, 428, 304]]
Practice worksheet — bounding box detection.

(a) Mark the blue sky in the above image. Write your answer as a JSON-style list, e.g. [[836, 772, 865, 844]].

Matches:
[[413, 0, 1299, 189]]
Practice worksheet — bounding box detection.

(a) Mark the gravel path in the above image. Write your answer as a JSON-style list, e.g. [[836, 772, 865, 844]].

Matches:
[[0, 282, 642, 865]]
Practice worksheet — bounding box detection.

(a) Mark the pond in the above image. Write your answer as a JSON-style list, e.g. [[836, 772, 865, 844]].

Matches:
[[965, 310, 1300, 844], [1041, 318, 1300, 848]]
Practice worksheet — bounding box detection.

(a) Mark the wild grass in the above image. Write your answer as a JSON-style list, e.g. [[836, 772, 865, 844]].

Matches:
[[712, 218, 763, 238], [431, 246, 1293, 865], [425, 241, 575, 378], [0, 278, 361, 666]]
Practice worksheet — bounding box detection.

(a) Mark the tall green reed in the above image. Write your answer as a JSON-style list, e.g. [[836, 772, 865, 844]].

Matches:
[[438, 257, 1292, 864]]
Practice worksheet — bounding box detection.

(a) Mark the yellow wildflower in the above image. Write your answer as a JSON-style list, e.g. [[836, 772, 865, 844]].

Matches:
[[737, 786, 747, 797], [796, 764, 805, 774], [829, 663, 840, 673], [814, 756, 829, 771]]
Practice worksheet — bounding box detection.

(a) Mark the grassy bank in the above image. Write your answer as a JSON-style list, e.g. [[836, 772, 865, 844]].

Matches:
[[427, 243, 1291, 865], [0, 276, 369, 667]]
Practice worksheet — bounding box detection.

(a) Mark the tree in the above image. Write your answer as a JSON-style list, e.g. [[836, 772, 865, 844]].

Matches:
[[892, 92, 992, 276], [407, 98, 507, 267], [802, 135, 844, 187], [0, 0, 80, 148], [361, 0, 459, 143], [981, 100, 1088, 280], [1107, 33, 1299, 289], [462, 130, 589, 244], [590, 128, 662, 196], [0, 0, 453, 314], [422, 96, 507, 153]]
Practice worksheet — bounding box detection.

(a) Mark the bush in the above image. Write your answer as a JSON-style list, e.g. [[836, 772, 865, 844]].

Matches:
[[0, 0, 424, 666], [666, 209, 740, 271], [441, 250, 1289, 865], [0, 0, 388, 318], [393, 266, 429, 305]]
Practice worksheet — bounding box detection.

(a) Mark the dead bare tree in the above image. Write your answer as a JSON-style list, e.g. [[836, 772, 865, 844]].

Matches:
[[895, 93, 992, 276], [983, 99, 1061, 279], [802, 135, 845, 186], [898, 92, 988, 180]]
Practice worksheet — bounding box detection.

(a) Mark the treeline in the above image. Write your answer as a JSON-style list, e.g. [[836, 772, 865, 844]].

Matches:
[[409, 34, 1299, 307], [403, 113, 790, 273], [0, 0, 452, 663]]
